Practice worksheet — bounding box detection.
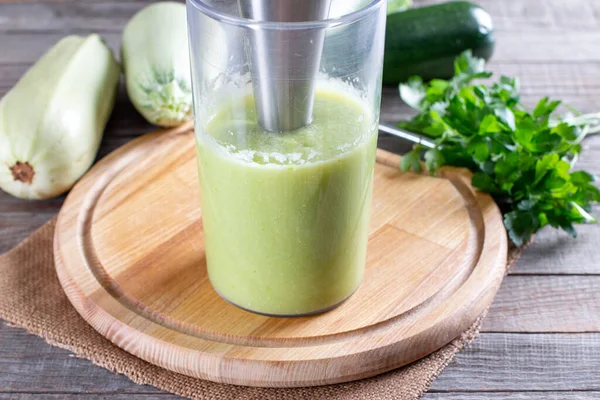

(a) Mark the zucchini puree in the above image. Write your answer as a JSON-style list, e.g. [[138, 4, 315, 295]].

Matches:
[[196, 87, 377, 316]]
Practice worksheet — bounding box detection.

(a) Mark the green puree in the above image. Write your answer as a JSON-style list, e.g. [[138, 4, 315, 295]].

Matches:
[[196, 88, 377, 316]]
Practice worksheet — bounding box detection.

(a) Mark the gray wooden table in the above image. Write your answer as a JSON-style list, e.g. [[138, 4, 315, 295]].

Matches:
[[1, 0, 600, 398]]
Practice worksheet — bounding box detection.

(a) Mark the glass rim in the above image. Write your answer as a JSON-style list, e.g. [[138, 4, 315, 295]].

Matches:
[[187, 0, 386, 29]]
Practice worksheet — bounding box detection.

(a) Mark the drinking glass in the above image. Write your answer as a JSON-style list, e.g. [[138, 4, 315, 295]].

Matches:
[[187, 0, 387, 316]]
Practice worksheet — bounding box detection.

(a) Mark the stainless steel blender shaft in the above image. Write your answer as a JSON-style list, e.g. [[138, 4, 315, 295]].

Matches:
[[239, 0, 332, 132]]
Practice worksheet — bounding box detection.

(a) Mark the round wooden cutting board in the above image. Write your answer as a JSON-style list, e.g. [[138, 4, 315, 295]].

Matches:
[[54, 123, 507, 388]]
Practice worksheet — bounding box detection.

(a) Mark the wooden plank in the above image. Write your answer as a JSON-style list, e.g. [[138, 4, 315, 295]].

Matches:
[[0, 323, 170, 395], [492, 30, 600, 62], [488, 62, 600, 93], [0, 211, 54, 253], [431, 333, 600, 391], [1, 0, 598, 32], [424, 393, 600, 400], [574, 135, 600, 175], [2, 24, 600, 66], [0, 190, 63, 206], [0, 323, 166, 394], [486, 0, 600, 30], [0, 33, 121, 65], [3, 30, 600, 64], [0, 2, 145, 33], [483, 276, 600, 332], [0, 396, 178, 399], [419, 0, 600, 29], [102, 94, 155, 138], [0, 395, 178, 399], [0, 0, 156, 3], [510, 219, 600, 275], [1, 393, 599, 400], [3, 324, 599, 394], [0, 64, 30, 89], [4, 62, 599, 92]]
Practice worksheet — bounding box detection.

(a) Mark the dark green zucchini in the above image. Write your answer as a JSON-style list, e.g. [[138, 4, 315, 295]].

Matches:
[[383, 1, 495, 85]]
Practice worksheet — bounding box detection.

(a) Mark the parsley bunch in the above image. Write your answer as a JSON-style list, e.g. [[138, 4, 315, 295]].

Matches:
[[398, 51, 600, 246]]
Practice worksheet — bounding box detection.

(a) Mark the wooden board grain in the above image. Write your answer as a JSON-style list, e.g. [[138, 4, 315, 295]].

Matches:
[[0, 2, 147, 33], [4, 28, 600, 65], [483, 276, 600, 332], [0, 324, 162, 395], [3, 323, 600, 395], [2, 0, 600, 396], [52, 125, 507, 387], [510, 221, 600, 275], [0, 212, 55, 253], [430, 333, 600, 392], [0, 396, 177, 400], [424, 393, 600, 400], [2, 393, 600, 400], [2, 0, 600, 32], [5, 62, 600, 95]]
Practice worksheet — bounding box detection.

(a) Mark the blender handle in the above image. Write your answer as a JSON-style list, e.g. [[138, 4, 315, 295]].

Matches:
[[378, 124, 435, 148]]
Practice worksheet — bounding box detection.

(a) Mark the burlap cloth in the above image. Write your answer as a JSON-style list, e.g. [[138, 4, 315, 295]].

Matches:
[[0, 217, 524, 399]]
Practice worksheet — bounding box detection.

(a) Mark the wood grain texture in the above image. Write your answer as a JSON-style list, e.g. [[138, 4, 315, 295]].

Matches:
[[52, 125, 506, 387], [510, 221, 600, 274], [3, 24, 600, 66], [1, 0, 600, 396], [5, 63, 600, 94], [430, 333, 600, 392], [417, 0, 600, 28], [2, 394, 600, 400], [2, 0, 600, 32], [3, 323, 600, 395], [0, 212, 55, 253], [424, 393, 600, 400], [510, 222, 600, 275], [0, 2, 148, 33], [0, 396, 177, 399], [0, 323, 164, 395], [483, 276, 600, 332]]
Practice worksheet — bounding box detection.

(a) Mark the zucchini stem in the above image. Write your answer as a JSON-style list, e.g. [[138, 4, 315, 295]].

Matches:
[[10, 161, 35, 184]]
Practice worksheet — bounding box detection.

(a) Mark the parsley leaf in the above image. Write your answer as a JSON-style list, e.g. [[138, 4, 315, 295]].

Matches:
[[400, 145, 423, 173], [398, 50, 600, 246], [399, 76, 427, 110]]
